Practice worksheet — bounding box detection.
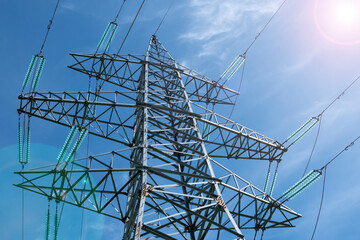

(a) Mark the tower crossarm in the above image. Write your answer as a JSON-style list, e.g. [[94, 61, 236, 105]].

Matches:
[[17, 91, 137, 145], [14, 150, 301, 232], [193, 103, 286, 161], [69, 52, 239, 105], [176, 63, 239, 105], [18, 90, 286, 161]]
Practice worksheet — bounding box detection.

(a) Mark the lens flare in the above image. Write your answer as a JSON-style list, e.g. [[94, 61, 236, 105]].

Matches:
[[314, 0, 360, 45], [337, 3, 357, 25]]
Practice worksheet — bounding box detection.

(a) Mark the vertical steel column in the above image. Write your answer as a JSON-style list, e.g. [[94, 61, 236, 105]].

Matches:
[[133, 39, 151, 240], [174, 62, 245, 239]]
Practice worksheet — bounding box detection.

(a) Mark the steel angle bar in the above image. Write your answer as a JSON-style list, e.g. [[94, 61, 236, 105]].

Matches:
[[149, 191, 243, 238], [144, 202, 218, 225]]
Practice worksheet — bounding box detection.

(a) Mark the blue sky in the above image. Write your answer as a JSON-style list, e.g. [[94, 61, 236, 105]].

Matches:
[[1, 0, 360, 239]]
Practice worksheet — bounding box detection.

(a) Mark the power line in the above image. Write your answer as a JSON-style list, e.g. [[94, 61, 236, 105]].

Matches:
[[320, 135, 360, 170], [114, 0, 126, 22], [284, 74, 360, 148], [310, 136, 356, 238], [154, 0, 174, 36], [116, 0, 147, 55], [39, 0, 61, 55], [302, 116, 322, 176], [217, 0, 289, 87], [243, 0, 288, 55], [311, 167, 326, 240], [278, 133, 359, 204], [319, 75, 360, 117]]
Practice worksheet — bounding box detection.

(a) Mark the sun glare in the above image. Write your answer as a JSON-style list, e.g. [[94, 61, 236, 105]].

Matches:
[[314, 0, 360, 45], [336, 3, 358, 25]]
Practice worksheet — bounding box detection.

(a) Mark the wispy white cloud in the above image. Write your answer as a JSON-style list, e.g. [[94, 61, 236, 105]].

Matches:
[[61, 1, 76, 11], [180, 0, 282, 57], [283, 53, 316, 74]]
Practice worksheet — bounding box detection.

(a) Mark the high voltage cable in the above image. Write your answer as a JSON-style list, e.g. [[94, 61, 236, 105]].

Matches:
[[154, 0, 174, 35], [311, 167, 326, 240], [39, 0, 61, 55], [116, 0, 147, 55], [284, 74, 360, 148], [308, 135, 359, 238], [319, 75, 360, 116], [282, 75, 360, 202], [114, 0, 126, 22], [280, 134, 359, 203], [218, 0, 289, 85], [215, 0, 290, 127], [243, 0, 288, 55], [302, 117, 322, 176], [320, 135, 360, 170]]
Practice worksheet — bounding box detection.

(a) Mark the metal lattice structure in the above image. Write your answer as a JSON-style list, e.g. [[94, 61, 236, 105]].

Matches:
[[16, 35, 301, 239]]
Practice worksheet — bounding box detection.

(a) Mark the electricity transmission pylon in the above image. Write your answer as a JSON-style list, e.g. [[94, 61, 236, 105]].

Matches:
[[16, 35, 301, 239]]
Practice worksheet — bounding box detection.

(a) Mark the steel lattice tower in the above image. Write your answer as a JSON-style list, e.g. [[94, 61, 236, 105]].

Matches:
[[16, 35, 301, 239]]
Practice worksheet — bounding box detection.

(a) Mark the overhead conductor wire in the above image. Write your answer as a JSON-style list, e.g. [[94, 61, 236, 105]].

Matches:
[[310, 135, 360, 238], [284, 75, 360, 176], [211, 0, 288, 143], [211, 0, 288, 147], [278, 75, 360, 204], [276, 76, 360, 240], [279, 134, 360, 204], [210, 0, 290, 144], [311, 167, 326, 240], [217, 0, 289, 86], [207, 0, 290, 144], [243, 0, 288, 55], [154, 0, 174, 36], [116, 0, 147, 55], [282, 75, 360, 148], [302, 117, 322, 176], [39, 0, 61, 55], [114, 0, 126, 23], [320, 135, 360, 171]]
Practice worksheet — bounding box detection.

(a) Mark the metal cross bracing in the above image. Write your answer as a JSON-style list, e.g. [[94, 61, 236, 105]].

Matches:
[[16, 35, 301, 239]]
